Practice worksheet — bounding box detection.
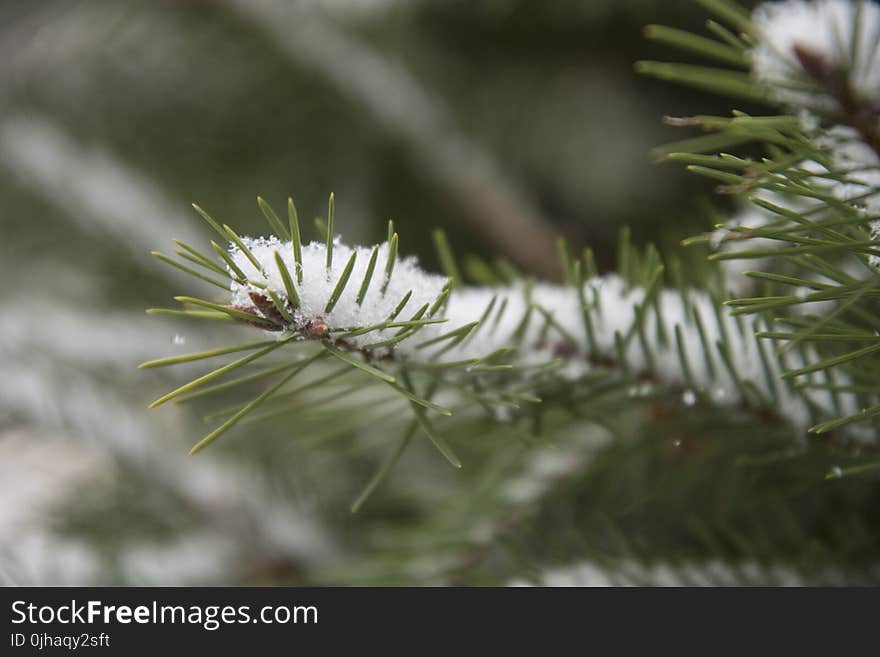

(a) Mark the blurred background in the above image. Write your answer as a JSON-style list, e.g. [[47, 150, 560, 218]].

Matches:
[[5, 0, 877, 586]]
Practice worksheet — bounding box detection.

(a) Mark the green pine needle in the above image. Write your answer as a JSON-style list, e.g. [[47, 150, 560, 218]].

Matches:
[[266, 289, 293, 324], [416, 322, 480, 350], [224, 224, 263, 273], [428, 281, 452, 317], [432, 229, 461, 287], [322, 343, 396, 383], [635, 61, 765, 103], [189, 352, 323, 454], [146, 308, 234, 322], [139, 340, 276, 369], [173, 239, 228, 277], [350, 422, 418, 513], [387, 379, 453, 416], [257, 196, 290, 240], [274, 251, 301, 310], [812, 406, 880, 435], [356, 245, 379, 306], [413, 410, 461, 469], [694, 0, 754, 36], [173, 296, 276, 326], [325, 251, 357, 313], [288, 197, 303, 283], [171, 296, 275, 326], [192, 203, 227, 240], [174, 360, 309, 404], [782, 343, 880, 380], [149, 341, 285, 408], [326, 192, 335, 269], [387, 290, 412, 321], [211, 240, 248, 282], [382, 232, 399, 294], [151, 252, 228, 289], [643, 24, 748, 67]]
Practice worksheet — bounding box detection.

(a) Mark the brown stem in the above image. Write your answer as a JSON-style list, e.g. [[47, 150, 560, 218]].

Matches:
[[793, 42, 880, 158]]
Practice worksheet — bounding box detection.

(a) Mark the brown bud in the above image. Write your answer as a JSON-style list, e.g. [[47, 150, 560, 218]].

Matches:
[[302, 319, 330, 340], [227, 304, 283, 331], [792, 42, 838, 86], [248, 291, 286, 327]]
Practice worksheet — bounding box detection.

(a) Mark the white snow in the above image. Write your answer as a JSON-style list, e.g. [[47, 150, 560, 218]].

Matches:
[[752, 0, 880, 108], [225, 234, 854, 438]]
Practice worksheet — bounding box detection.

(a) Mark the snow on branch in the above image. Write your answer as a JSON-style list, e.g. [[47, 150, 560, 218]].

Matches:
[[228, 233, 850, 434], [752, 0, 880, 111], [146, 194, 858, 453], [749, 1, 880, 271]]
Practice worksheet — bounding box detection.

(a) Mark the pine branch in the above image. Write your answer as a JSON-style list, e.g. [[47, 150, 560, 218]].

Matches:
[[144, 197, 864, 474], [637, 0, 880, 449]]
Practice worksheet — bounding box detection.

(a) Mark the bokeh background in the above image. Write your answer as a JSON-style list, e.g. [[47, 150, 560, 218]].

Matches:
[[12, 0, 871, 587]]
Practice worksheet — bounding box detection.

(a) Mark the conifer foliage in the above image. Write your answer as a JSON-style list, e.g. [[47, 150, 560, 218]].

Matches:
[[149, 0, 880, 477], [131, 0, 880, 584]]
